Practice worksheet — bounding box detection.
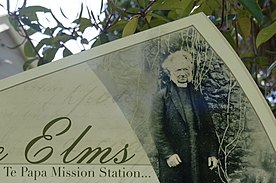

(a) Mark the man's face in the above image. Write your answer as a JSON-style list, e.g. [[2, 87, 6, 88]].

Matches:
[[172, 67, 192, 84], [169, 59, 193, 86]]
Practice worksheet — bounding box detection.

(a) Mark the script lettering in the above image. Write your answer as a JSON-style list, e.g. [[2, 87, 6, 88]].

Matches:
[[25, 117, 135, 164], [0, 146, 8, 161]]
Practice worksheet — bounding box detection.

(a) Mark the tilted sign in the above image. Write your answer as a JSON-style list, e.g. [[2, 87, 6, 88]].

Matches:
[[0, 13, 275, 183]]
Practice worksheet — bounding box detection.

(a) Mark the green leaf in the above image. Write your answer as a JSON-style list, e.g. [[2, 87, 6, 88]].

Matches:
[[237, 10, 251, 39], [81, 38, 89, 44], [59, 34, 72, 42], [107, 1, 127, 17], [52, 34, 72, 44], [91, 34, 109, 48], [23, 57, 37, 71], [40, 38, 53, 45], [149, 12, 171, 22], [20, 17, 32, 26], [151, 0, 182, 11], [240, 51, 255, 58], [148, 19, 167, 28], [63, 48, 73, 57], [272, 69, 276, 77], [192, 0, 220, 15], [168, 10, 178, 20], [239, 0, 268, 26], [138, 0, 146, 8], [43, 27, 52, 35], [37, 58, 48, 66], [256, 21, 276, 48], [20, 9, 38, 22], [145, 15, 152, 23], [177, 0, 194, 17], [35, 42, 44, 52], [98, 34, 109, 44], [20, 5, 50, 13], [24, 41, 36, 57], [126, 8, 140, 13], [107, 20, 128, 32], [20, 17, 41, 32], [255, 56, 269, 66], [29, 23, 41, 32], [73, 18, 93, 32], [26, 28, 37, 36], [43, 47, 59, 62], [122, 16, 139, 37], [91, 38, 101, 48]]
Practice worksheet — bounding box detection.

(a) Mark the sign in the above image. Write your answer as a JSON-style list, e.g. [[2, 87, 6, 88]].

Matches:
[[0, 13, 275, 182]]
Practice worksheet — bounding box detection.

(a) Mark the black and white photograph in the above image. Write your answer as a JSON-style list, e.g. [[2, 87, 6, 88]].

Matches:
[[88, 22, 276, 183]]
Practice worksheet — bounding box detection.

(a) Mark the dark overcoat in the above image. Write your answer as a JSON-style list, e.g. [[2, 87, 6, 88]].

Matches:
[[150, 83, 218, 183]]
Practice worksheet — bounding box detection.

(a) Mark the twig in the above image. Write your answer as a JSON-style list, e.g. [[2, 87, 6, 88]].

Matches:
[[144, 0, 156, 12], [219, 0, 225, 29], [102, 14, 114, 33], [234, 19, 239, 55], [17, 16, 43, 60]]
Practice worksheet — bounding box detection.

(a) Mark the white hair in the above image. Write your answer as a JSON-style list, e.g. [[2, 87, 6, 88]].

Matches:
[[162, 50, 193, 72]]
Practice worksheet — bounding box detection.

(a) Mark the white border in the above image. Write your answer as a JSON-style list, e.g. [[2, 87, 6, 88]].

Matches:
[[0, 13, 275, 150]]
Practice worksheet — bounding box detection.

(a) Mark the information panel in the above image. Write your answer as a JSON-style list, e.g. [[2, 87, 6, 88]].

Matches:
[[0, 13, 275, 183]]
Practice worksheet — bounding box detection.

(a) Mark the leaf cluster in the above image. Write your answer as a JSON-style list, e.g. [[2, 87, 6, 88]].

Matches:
[[4, 1, 104, 69]]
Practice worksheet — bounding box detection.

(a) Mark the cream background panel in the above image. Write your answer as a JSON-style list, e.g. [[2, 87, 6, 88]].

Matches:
[[0, 63, 151, 165]]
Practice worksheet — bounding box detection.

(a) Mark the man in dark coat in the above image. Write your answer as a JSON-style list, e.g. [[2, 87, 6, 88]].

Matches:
[[150, 50, 219, 183]]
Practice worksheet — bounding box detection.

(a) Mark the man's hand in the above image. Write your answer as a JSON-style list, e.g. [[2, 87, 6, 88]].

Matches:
[[208, 156, 218, 170], [166, 154, 182, 167]]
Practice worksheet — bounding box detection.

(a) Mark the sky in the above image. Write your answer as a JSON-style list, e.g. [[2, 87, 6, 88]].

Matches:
[[0, 0, 106, 59], [0, 0, 105, 18]]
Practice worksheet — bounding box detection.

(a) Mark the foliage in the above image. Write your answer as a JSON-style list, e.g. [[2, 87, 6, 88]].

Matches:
[[1, 0, 276, 110]]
